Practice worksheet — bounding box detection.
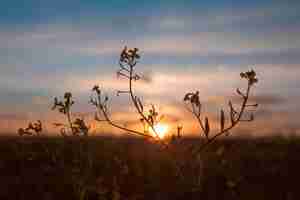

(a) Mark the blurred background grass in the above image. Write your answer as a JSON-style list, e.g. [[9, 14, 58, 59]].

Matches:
[[0, 136, 299, 200]]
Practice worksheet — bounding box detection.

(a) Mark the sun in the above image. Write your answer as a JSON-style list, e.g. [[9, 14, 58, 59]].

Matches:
[[151, 123, 169, 138]]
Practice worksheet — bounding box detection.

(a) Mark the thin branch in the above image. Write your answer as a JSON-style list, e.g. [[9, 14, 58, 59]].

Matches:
[[52, 92, 90, 137], [184, 69, 258, 155], [91, 47, 168, 146], [95, 107, 154, 139], [193, 84, 251, 154], [127, 64, 161, 139], [91, 86, 155, 139]]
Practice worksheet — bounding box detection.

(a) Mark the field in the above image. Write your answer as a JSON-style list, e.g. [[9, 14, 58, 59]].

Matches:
[[0, 136, 299, 200]]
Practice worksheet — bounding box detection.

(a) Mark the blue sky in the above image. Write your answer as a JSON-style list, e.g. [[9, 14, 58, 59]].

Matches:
[[0, 0, 300, 136]]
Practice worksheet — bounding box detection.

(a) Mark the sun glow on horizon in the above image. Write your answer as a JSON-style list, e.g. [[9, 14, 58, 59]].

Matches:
[[151, 123, 169, 138]]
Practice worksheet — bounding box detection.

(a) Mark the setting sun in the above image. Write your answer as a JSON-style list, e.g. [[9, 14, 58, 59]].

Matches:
[[151, 123, 169, 138]]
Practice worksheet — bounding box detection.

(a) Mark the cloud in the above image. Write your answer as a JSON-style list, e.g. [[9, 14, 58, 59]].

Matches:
[[231, 94, 287, 106], [3, 18, 299, 58], [250, 95, 287, 105], [0, 3, 300, 137]]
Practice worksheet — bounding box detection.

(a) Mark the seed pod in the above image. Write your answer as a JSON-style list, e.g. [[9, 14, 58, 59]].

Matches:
[[229, 101, 235, 125], [230, 112, 235, 126], [204, 117, 210, 138], [220, 109, 225, 131]]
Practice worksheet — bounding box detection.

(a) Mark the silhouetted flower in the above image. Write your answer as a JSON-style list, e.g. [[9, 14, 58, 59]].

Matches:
[[64, 92, 72, 99], [119, 46, 140, 64], [240, 69, 258, 85], [184, 91, 200, 107], [73, 118, 90, 136], [92, 85, 101, 95], [18, 120, 43, 136]]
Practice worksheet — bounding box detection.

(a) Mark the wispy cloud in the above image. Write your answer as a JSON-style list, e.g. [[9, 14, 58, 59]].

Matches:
[[0, 1, 300, 136]]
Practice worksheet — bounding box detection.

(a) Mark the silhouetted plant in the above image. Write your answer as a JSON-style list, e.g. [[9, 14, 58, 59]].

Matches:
[[52, 92, 90, 136], [91, 47, 258, 152], [89, 47, 259, 188], [13, 46, 261, 197], [18, 120, 42, 136], [90, 47, 167, 145], [52, 92, 94, 200], [184, 69, 258, 154]]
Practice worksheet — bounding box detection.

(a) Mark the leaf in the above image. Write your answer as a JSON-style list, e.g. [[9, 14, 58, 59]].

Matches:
[[183, 93, 192, 101], [220, 109, 225, 131], [229, 101, 235, 125], [151, 105, 156, 113], [204, 117, 210, 137], [230, 113, 235, 126]]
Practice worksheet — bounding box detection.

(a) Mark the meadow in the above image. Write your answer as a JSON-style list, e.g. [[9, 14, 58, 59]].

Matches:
[[0, 136, 299, 200]]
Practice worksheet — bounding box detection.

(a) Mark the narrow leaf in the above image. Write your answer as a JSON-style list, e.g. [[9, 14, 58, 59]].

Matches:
[[229, 101, 235, 125], [230, 112, 235, 126], [204, 117, 210, 137], [220, 109, 225, 131]]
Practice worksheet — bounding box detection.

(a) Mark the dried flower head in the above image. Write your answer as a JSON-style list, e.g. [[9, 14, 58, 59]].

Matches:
[[52, 92, 89, 136], [52, 92, 74, 114], [72, 118, 90, 136], [240, 69, 258, 86], [18, 120, 43, 136], [92, 85, 101, 95], [184, 91, 200, 107], [120, 46, 140, 64], [184, 69, 259, 154]]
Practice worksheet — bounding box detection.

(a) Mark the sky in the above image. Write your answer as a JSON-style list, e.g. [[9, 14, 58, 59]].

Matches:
[[0, 0, 300, 137]]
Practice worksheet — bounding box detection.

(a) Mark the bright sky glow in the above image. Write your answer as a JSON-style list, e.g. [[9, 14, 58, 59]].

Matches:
[[152, 123, 169, 139], [0, 0, 300, 136]]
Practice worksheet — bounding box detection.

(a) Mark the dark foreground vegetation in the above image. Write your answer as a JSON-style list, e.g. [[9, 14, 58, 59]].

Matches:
[[0, 136, 299, 200], [8, 47, 262, 200]]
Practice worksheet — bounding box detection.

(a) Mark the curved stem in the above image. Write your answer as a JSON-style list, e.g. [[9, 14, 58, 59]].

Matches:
[[128, 65, 161, 139], [95, 90, 155, 139], [99, 107, 154, 138]]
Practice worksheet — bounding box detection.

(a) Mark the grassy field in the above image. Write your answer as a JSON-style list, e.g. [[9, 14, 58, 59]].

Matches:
[[0, 136, 299, 200]]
